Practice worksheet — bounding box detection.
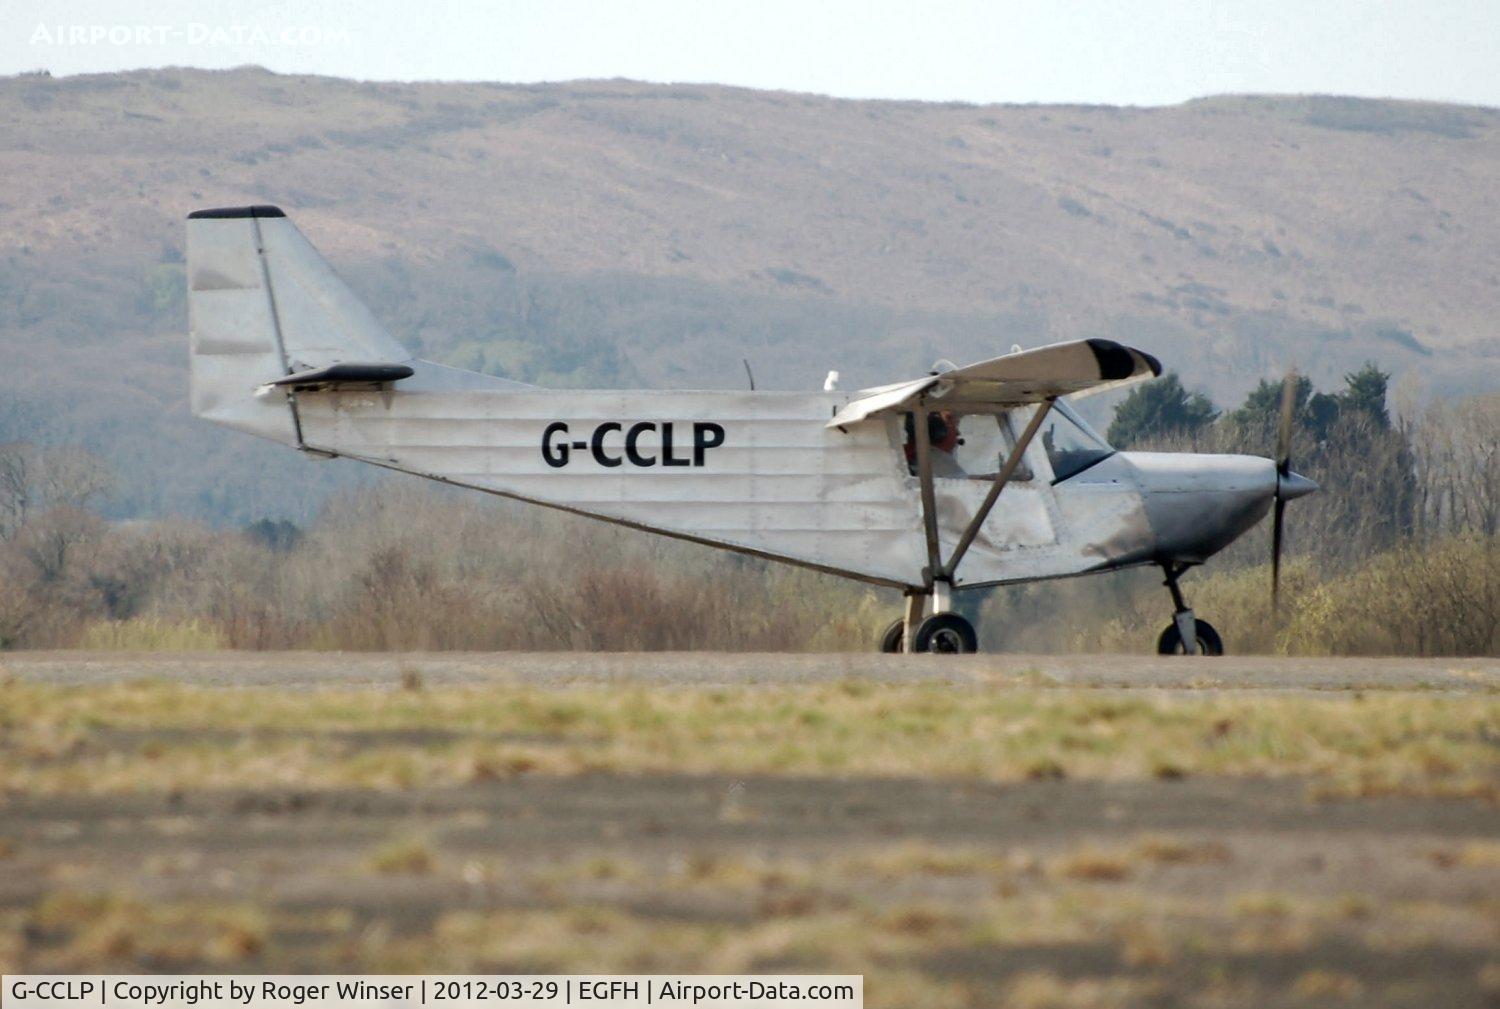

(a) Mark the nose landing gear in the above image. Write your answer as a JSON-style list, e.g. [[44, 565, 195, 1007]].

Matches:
[[1157, 563, 1223, 656]]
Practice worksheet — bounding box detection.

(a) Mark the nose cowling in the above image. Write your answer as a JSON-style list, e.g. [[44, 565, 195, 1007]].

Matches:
[[1278, 470, 1317, 501], [1126, 452, 1279, 564]]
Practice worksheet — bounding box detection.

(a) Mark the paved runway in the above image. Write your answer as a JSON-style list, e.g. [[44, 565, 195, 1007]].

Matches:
[[6, 650, 1496, 691]]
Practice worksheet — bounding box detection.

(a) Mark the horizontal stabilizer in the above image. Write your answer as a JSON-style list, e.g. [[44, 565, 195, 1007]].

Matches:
[[829, 338, 1160, 428], [264, 362, 416, 392]]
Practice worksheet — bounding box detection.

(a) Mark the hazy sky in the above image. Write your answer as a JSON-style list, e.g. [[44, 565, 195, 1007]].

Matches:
[[7, 0, 1499, 108]]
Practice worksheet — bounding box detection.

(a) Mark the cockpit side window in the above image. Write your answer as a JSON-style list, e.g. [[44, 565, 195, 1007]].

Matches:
[[902, 410, 1036, 481]]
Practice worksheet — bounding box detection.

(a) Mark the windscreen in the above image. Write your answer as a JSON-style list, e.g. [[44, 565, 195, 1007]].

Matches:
[[1040, 402, 1114, 482]]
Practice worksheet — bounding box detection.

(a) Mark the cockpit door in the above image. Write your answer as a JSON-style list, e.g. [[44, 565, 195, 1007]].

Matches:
[[900, 408, 1061, 564]]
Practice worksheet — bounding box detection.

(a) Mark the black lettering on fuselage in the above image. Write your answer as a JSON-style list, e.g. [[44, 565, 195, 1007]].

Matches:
[[693, 422, 725, 465], [541, 421, 725, 468], [625, 422, 656, 466], [661, 423, 690, 467], [542, 421, 570, 468], [590, 422, 623, 467]]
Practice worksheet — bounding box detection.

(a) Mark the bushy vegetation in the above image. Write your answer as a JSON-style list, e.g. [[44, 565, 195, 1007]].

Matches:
[[0, 371, 1493, 655], [0, 475, 887, 652]]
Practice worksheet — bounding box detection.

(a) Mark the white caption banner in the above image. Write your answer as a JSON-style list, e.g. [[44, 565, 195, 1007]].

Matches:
[[2, 977, 862, 1009]]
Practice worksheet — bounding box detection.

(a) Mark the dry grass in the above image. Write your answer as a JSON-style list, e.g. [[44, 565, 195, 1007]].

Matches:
[[6, 848, 1499, 1005], [366, 836, 436, 875], [78, 617, 224, 651], [1132, 834, 1232, 865], [1427, 840, 1500, 869], [1, 675, 1495, 1002], [1043, 835, 1233, 883], [0, 681, 1495, 797], [1050, 847, 1134, 883], [28, 893, 265, 969], [1291, 969, 1363, 999]]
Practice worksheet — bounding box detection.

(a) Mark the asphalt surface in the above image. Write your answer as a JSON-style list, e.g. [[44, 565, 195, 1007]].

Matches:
[[4, 650, 1496, 691]]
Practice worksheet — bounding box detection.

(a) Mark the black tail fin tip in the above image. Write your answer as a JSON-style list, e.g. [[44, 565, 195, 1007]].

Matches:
[[187, 205, 286, 220]]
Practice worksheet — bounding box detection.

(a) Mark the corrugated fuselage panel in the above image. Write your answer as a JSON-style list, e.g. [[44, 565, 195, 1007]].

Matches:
[[295, 388, 1155, 588]]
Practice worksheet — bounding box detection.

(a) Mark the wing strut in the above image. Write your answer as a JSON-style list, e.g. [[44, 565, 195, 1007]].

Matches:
[[910, 397, 1055, 590], [911, 405, 943, 579], [937, 398, 1054, 582]]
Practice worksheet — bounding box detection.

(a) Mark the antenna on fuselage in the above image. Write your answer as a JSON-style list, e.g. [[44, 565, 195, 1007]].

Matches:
[[741, 358, 756, 391]]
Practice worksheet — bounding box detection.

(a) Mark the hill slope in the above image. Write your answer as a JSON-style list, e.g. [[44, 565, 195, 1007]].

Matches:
[[1, 68, 1496, 520]]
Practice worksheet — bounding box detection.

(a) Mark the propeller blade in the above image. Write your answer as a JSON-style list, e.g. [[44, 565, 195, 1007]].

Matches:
[[1276, 368, 1297, 475], [1271, 495, 1287, 618], [1270, 368, 1298, 623]]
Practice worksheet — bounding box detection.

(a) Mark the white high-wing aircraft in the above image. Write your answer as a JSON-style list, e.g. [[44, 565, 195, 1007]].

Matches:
[[186, 206, 1316, 655]]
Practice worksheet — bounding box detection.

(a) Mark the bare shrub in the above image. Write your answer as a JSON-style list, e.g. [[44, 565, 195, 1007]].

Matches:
[[318, 544, 501, 651], [517, 562, 881, 651], [0, 507, 109, 646], [263, 483, 887, 652], [1284, 536, 1498, 656], [1412, 393, 1499, 538]]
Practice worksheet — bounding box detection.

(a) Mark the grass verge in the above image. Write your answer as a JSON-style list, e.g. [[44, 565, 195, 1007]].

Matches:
[[0, 680, 1495, 798]]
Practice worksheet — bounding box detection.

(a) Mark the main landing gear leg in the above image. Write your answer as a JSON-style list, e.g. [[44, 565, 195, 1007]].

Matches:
[[879, 591, 927, 654], [1157, 564, 1224, 656], [932, 579, 951, 616], [879, 584, 978, 655], [902, 590, 926, 655]]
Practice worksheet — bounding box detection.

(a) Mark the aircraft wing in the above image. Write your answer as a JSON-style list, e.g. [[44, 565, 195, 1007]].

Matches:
[[828, 338, 1161, 429]]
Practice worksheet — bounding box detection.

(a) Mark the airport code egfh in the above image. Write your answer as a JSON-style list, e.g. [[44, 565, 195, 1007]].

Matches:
[[1, 976, 863, 1009]]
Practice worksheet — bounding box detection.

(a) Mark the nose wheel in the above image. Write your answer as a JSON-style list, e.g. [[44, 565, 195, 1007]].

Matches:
[[1158, 562, 1223, 656], [1157, 619, 1224, 656]]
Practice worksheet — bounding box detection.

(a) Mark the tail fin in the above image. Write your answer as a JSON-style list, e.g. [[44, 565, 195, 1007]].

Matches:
[[186, 205, 411, 446]]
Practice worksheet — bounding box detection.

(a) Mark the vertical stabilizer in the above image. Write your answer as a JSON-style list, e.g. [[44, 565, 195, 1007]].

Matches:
[[186, 205, 412, 446]]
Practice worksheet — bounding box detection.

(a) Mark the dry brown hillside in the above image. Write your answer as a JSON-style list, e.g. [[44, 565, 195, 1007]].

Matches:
[[1, 66, 1496, 520]]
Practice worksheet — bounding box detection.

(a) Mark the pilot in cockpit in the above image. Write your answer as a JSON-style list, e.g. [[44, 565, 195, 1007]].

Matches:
[[903, 410, 967, 478]]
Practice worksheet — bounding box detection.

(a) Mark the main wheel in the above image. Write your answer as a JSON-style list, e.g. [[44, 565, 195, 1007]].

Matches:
[[1157, 619, 1224, 656], [914, 613, 978, 654], [878, 618, 905, 654]]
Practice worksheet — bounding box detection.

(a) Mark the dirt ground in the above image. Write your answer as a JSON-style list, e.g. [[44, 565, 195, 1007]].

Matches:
[[1, 652, 1497, 1008]]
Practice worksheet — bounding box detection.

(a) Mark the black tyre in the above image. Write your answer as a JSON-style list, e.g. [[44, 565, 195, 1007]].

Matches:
[[1157, 619, 1224, 656], [914, 613, 978, 654], [878, 618, 905, 654]]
